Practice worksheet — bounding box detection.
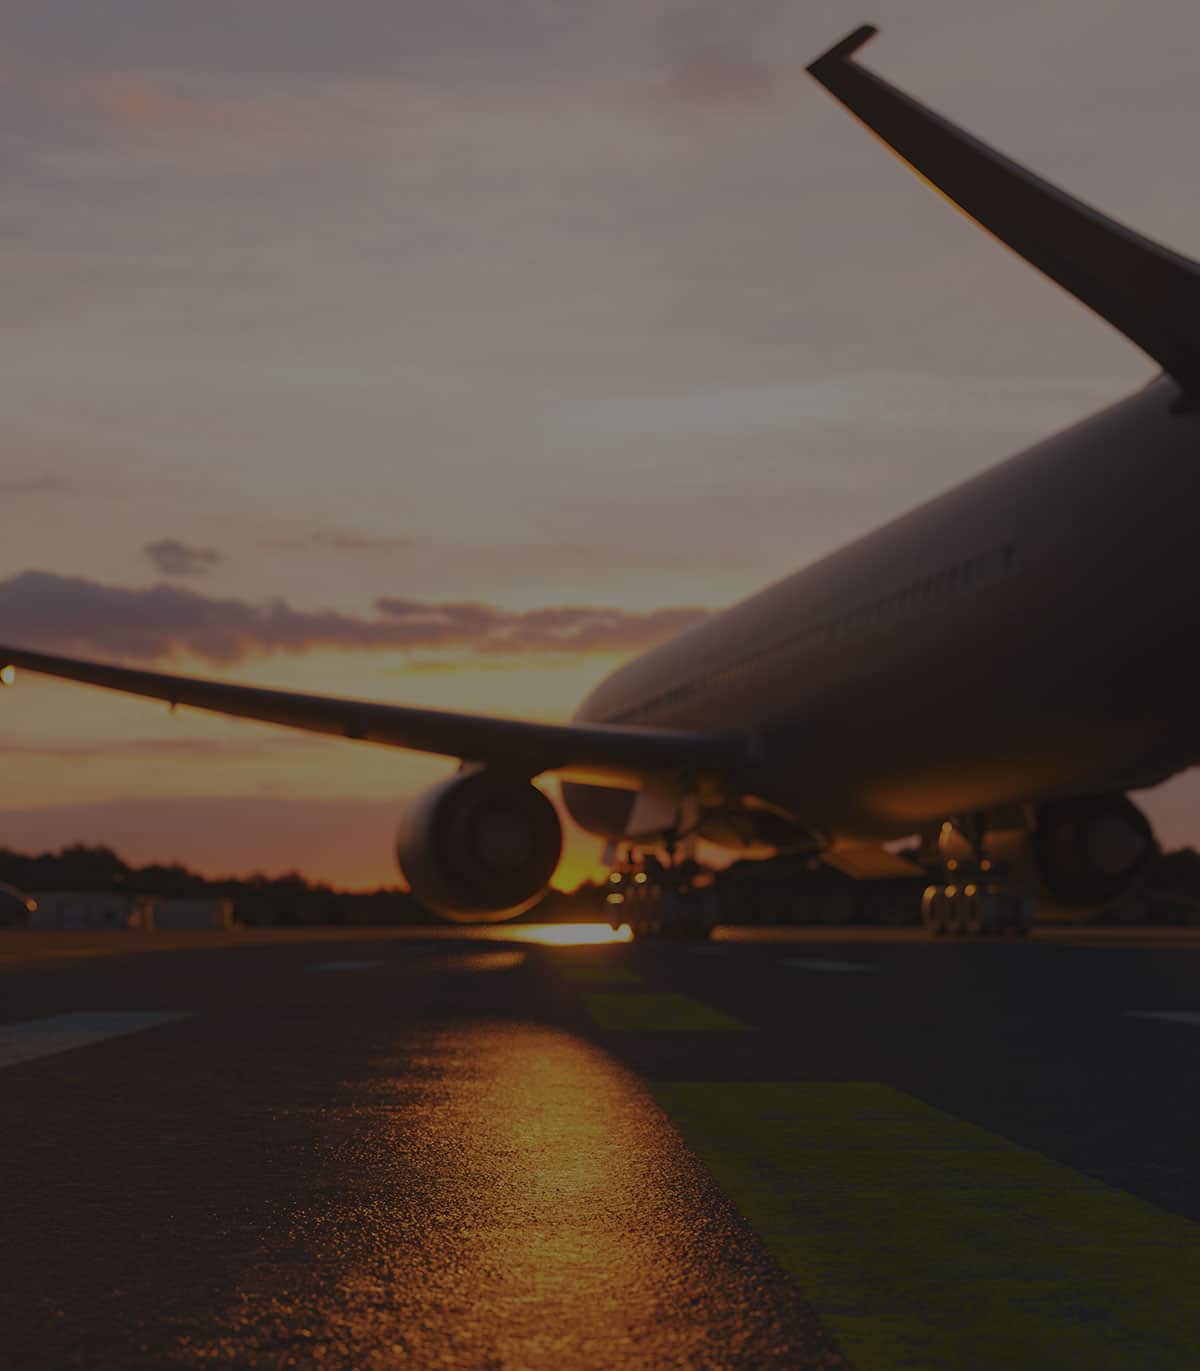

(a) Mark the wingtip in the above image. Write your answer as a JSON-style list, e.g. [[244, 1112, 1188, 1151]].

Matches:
[[806, 24, 879, 79]]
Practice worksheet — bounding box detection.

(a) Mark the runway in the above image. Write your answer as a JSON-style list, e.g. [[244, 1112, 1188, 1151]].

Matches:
[[4, 925, 1200, 1369]]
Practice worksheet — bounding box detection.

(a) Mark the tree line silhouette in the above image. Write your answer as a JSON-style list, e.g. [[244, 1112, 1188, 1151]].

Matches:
[[1, 840, 1198, 928]]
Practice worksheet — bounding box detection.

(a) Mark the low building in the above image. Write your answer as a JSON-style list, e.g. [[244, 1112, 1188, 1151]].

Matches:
[[152, 896, 235, 930], [28, 890, 153, 930]]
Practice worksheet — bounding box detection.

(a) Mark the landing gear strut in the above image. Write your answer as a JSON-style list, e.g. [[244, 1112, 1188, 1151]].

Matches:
[[921, 883, 1035, 937]]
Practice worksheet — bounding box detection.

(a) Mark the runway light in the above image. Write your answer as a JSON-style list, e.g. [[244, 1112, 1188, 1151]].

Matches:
[[965, 884, 977, 897], [0, 665, 14, 686], [634, 872, 648, 884], [945, 885, 958, 898], [608, 872, 622, 884]]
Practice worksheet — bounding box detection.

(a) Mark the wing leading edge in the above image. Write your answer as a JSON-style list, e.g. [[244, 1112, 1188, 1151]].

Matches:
[[0, 643, 749, 788], [808, 25, 1200, 398]]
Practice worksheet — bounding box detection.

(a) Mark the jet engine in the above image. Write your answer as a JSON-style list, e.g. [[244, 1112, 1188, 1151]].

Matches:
[[1031, 793, 1156, 907], [939, 793, 1156, 910], [395, 769, 562, 922]]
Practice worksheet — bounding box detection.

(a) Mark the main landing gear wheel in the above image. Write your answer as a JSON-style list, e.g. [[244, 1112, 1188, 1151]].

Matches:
[[921, 886, 950, 936], [922, 885, 1035, 938]]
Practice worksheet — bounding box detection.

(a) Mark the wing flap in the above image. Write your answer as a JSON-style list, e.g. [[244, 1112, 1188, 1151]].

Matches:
[[808, 26, 1200, 395], [0, 643, 748, 787]]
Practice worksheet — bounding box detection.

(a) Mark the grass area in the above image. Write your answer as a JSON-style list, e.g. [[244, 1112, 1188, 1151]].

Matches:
[[656, 1081, 1200, 1371]]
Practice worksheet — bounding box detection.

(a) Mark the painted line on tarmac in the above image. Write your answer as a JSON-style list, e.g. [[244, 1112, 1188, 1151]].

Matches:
[[0, 1011, 194, 1071], [1127, 1010, 1200, 1026], [584, 991, 750, 1032], [780, 958, 878, 974], [654, 1081, 1200, 1371], [558, 965, 643, 986], [309, 960, 382, 972]]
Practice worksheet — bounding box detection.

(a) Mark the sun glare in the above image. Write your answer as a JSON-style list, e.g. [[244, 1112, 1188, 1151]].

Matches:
[[507, 922, 633, 947]]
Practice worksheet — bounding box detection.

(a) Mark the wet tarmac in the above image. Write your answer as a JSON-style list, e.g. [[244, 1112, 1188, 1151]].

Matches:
[[3, 924, 1200, 1368]]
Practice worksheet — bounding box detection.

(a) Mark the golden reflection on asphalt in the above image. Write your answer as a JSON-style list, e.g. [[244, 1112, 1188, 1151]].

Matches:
[[199, 1018, 810, 1368], [393, 1023, 783, 1368]]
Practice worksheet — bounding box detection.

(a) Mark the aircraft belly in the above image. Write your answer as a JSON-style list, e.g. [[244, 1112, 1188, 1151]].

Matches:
[[750, 587, 1199, 843]]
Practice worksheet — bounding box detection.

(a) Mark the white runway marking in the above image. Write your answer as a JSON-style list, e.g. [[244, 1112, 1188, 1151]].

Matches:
[[310, 960, 381, 972], [1127, 1010, 1200, 1027], [781, 958, 879, 974], [0, 1011, 193, 1070]]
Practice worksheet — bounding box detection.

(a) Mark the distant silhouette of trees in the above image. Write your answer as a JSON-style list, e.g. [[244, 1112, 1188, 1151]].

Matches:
[[2, 840, 1199, 928], [0, 843, 423, 926]]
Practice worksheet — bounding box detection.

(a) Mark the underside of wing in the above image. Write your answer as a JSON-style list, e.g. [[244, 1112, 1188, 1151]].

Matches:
[[0, 643, 749, 788]]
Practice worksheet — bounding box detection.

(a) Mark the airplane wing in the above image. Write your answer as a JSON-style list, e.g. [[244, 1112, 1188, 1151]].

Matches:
[[0, 642, 750, 788], [808, 26, 1200, 397]]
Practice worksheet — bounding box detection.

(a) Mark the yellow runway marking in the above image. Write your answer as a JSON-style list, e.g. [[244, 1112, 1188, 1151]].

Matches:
[[584, 992, 751, 1032], [655, 1082, 1200, 1371]]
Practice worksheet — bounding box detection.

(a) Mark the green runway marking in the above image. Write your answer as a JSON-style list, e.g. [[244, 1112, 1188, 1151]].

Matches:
[[558, 965, 643, 986], [654, 1082, 1200, 1371], [584, 991, 750, 1032]]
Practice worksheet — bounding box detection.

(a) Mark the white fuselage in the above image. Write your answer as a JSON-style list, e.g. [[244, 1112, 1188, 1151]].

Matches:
[[563, 377, 1200, 848]]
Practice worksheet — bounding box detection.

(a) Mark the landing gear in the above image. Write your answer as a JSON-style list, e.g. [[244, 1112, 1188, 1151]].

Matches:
[[921, 813, 1038, 938], [605, 850, 718, 941], [921, 883, 1035, 937]]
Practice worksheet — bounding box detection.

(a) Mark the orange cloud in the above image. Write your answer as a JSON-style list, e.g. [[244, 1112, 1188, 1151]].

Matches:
[[0, 571, 709, 665], [0, 54, 281, 134], [91, 73, 278, 131]]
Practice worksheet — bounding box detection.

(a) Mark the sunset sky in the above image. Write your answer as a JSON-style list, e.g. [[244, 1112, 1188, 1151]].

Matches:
[[4, 0, 1200, 889]]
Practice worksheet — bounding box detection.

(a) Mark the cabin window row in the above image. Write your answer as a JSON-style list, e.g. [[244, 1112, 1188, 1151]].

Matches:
[[607, 541, 1018, 725], [825, 541, 1017, 644]]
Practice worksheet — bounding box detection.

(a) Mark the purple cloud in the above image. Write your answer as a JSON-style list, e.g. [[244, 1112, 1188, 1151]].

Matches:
[[0, 571, 709, 664], [143, 539, 224, 577]]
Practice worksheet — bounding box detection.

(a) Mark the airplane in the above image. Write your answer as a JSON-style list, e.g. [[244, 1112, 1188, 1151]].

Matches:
[[1, 25, 1196, 939]]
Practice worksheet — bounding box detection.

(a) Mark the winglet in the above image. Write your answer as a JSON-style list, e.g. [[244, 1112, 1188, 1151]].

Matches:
[[806, 26, 1200, 399], [806, 24, 877, 76]]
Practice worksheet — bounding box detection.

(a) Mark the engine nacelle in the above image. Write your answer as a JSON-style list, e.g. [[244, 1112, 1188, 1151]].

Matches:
[[939, 793, 1156, 909], [396, 770, 562, 922], [1031, 793, 1156, 908]]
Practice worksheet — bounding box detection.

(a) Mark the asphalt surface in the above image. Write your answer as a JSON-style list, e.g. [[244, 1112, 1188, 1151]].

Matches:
[[3, 924, 1200, 1369]]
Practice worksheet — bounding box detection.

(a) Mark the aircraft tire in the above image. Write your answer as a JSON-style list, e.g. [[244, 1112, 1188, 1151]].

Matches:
[[964, 893, 986, 936], [921, 886, 948, 936]]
